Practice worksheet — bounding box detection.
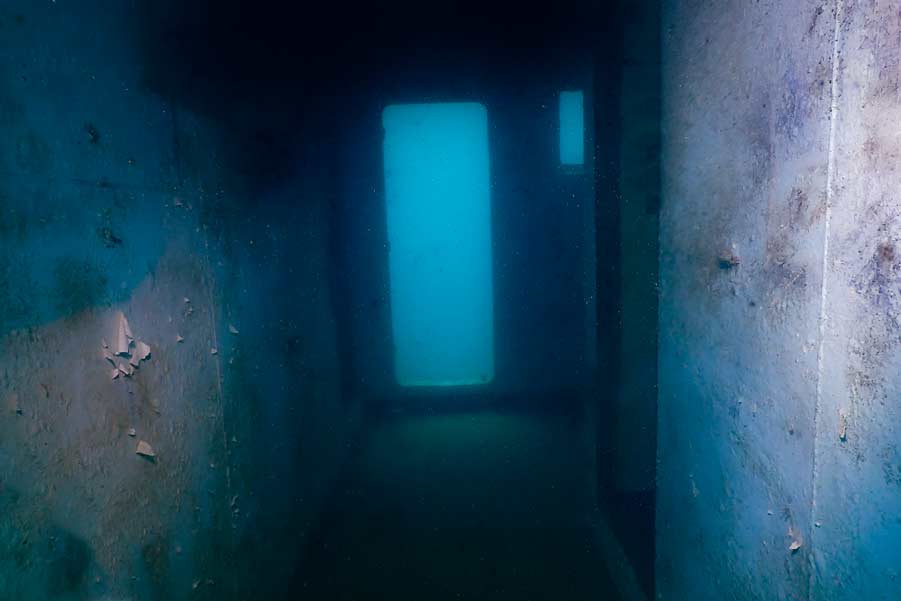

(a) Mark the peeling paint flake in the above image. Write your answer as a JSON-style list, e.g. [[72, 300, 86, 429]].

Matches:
[[106, 314, 152, 377], [136, 440, 156, 458], [115, 311, 134, 356], [136, 340, 151, 361]]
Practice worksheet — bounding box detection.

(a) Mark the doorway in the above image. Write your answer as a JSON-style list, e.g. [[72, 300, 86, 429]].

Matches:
[[382, 102, 495, 388]]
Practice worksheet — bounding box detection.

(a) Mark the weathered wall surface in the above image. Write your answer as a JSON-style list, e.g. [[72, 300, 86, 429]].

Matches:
[[811, 1, 901, 597], [0, 3, 354, 600], [658, 0, 834, 598], [205, 155, 360, 598], [661, 0, 901, 599]]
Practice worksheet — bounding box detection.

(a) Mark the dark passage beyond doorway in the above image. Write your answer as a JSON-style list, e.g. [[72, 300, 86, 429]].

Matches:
[[300, 406, 617, 600]]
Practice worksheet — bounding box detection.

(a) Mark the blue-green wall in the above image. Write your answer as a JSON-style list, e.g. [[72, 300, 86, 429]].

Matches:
[[659, 1, 901, 599], [0, 3, 356, 599]]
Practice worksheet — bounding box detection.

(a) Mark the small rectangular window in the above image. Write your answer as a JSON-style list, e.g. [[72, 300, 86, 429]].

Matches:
[[559, 90, 585, 166]]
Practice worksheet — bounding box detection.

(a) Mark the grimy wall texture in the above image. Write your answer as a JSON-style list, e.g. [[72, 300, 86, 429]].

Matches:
[[659, 1, 901, 599], [0, 3, 357, 600]]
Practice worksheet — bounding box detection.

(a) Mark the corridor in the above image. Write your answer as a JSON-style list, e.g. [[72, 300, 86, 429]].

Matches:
[[300, 406, 617, 600]]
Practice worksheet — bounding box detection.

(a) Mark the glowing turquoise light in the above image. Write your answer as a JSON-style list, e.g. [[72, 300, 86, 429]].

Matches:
[[382, 102, 495, 387], [559, 90, 585, 165]]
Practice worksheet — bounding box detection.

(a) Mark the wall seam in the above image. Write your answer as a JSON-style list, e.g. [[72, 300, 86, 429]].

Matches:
[[809, 0, 843, 598]]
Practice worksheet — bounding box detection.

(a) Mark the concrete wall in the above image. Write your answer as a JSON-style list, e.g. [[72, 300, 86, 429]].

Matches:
[[812, 1, 901, 597], [0, 3, 355, 600], [660, 0, 901, 598]]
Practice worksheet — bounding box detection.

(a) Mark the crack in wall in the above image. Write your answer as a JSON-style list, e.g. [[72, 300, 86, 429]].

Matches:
[[809, 0, 844, 597]]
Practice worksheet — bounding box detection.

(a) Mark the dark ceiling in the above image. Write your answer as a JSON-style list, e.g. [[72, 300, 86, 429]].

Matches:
[[135, 0, 614, 191], [139, 0, 609, 104]]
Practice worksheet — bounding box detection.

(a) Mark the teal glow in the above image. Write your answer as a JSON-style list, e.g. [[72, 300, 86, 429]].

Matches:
[[382, 103, 495, 387], [559, 90, 585, 165]]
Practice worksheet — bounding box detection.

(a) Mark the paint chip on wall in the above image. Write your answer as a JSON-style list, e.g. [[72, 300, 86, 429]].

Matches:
[[115, 312, 133, 356], [136, 340, 151, 361], [136, 440, 156, 458]]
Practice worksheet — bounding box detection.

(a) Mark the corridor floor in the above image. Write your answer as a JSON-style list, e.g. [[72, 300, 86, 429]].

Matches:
[[300, 407, 619, 600]]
